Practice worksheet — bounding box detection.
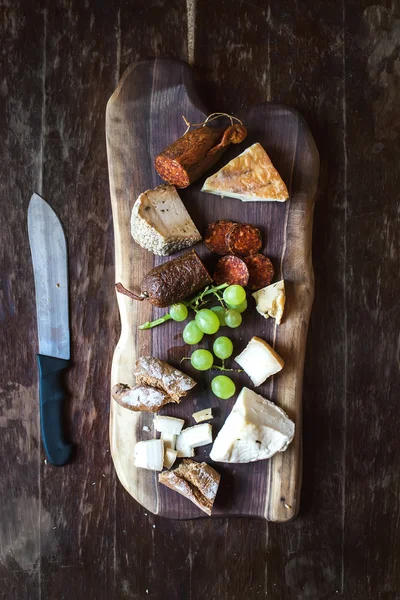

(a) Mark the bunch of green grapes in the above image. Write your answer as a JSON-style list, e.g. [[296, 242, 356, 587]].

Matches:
[[172, 285, 249, 399]]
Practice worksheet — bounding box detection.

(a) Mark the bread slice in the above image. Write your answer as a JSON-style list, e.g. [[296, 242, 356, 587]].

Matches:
[[134, 356, 196, 402], [159, 459, 220, 515], [112, 383, 171, 412], [131, 184, 201, 255], [201, 143, 289, 202]]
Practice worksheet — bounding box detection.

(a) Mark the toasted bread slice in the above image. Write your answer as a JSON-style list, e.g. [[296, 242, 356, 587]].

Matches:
[[202, 143, 289, 203], [159, 459, 220, 515]]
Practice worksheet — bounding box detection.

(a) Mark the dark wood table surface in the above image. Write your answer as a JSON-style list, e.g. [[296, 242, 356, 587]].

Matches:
[[1, 1, 399, 598]]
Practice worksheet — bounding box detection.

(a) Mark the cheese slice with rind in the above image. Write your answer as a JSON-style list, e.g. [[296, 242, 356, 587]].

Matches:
[[201, 143, 289, 202]]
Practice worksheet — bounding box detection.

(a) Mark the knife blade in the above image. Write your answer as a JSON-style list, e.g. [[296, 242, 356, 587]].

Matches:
[[28, 193, 73, 466]]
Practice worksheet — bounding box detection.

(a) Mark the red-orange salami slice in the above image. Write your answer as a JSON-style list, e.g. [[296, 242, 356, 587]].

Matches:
[[204, 220, 237, 255], [244, 254, 274, 290], [214, 255, 249, 286], [227, 223, 262, 257]]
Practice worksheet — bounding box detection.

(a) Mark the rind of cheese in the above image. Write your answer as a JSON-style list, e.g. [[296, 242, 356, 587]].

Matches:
[[235, 336, 284, 387], [252, 280, 285, 325], [131, 184, 201, 255], [210, 387, 295, 463], [201, 143, 289, 202], [154, 415, 184, 435], [180, 424, 212, 448]]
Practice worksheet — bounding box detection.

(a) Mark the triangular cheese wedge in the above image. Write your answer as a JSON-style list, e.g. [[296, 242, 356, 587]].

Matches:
[[201, 143, 289, 202]]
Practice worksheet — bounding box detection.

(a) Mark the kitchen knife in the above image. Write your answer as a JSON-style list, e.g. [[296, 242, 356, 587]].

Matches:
[[28, 193, 73, 466]]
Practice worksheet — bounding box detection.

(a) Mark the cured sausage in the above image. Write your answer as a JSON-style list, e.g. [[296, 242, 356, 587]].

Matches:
[[227, 223, 262, 257], [116, 250, 212, 308], [204, 220, 237, 255], [155, 124, 247, 188], [244, 254, 274, 290], [213, 255, 249, 287]]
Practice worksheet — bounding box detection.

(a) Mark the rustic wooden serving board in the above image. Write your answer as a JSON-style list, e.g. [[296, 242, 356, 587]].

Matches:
[[106, 59, 319, 521]]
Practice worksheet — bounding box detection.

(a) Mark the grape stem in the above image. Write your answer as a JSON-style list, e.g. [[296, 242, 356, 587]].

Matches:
[[212, 364, 244, 373], [138, 283, 229, 330]]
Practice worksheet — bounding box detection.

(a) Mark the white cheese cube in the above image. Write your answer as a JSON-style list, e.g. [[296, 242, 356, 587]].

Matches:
[[154, 415, 184, 435], [180, 424, 212, 448], [192, 408, 213, 423], [210, 387, 294, 463], [235, 336, 284, 387], [252, 280, 285, 325], [176, 434, 195, 458], [134, 439, 164, 471], [160, 432, 177, 450], [163, 448, 178, 469]]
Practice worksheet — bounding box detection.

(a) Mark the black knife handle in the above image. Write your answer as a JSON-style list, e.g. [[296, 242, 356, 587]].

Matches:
[[37, 354, 74, 466]]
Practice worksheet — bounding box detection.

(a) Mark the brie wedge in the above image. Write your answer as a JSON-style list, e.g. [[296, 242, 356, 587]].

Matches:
[[201, 143, 289, 203], [131, 184, 201, 256], [252, 280, 286, 324], [163, 448, 178, 469], [192, 408, 213, 423], [235, 336, 284, 386], [210, 387, 295, 463], [154, 415, 185, 435], [134, 439, 164, 471]]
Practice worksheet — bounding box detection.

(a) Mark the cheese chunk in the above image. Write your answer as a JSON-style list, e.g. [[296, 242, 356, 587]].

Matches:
[[210, 387, 294, 463], [163, 448, 178, 469], [201, 143, 289, 203], [134, 439, 164, 471], [161, 432, 177, 450], [192, 408, 213, 423], [131, 184, 201, 256], [154, 415, 184, 435], [180, 424, 212, 448], [176, 434, 195, 458], [235, 336, 284, 387], [252, 280, 285, 324]]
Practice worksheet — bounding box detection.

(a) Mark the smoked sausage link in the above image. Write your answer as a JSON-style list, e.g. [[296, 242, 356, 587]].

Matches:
[[141, 250, 213, 307], [155, 124, 247, 188]]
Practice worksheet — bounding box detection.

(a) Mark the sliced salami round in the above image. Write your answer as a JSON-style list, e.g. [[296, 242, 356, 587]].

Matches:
[[227, 223, 262, 257], [204, 220, 237, 255], [214, 255, 249, 287], [244, 254, 274, 290]]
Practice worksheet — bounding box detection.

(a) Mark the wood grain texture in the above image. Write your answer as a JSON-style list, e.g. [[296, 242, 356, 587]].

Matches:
[[106, 58, 319, 521], [1, 0, 400, 597]]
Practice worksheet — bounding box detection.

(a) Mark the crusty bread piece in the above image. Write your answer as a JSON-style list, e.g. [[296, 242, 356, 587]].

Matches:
[[159, 459, 220, 515], [112, 383, 172, 413], [135, 356, 196, 402]]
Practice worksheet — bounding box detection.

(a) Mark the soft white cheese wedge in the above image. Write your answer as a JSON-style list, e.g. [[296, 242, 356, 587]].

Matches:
[[163, 448, 178, 469], [176, 434, 195, 458], [180, 424, 213, 448], [192, 408, 213, 423], [252, 280, 285, 325], [210, 387, 295, 463], [160, 432, 177, 450], [235, 336, 284, 386], [154, 415, 185, 435], [131, 184, 201, 256], [134, 439, 164, 471]]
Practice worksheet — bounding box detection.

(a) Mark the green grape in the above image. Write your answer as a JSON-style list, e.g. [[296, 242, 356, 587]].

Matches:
[[223, 285, 246, 307], [195, 309, 220, 335], [226, 298, 248, 313], [225, 309, 242, 328], [183, 321, 204, 345], [191, 349, 214, 371], [169, 303, 188, 322], [213, 336, 234, 360], [211, 375, 236, 399], [211, 306, 227, 326]]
